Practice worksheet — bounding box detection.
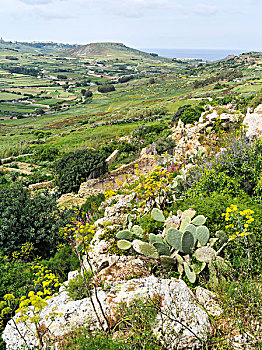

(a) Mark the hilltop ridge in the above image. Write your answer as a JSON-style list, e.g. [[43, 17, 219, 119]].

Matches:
[[63, 42, 169, 60]]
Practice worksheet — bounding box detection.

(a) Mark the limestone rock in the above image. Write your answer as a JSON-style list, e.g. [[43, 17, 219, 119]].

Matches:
[[3, 277, 211, 350], [96, 194, 134, 225], [106, 150, 119, 165], [243, 105, 262, 139], [195, 286, 223, 316]]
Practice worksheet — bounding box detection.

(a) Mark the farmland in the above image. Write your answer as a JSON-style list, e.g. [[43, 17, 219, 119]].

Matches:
[[0, 41, 262, 159]]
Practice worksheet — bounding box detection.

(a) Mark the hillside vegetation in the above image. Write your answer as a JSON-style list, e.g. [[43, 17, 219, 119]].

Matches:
[[0, 41, 261, 349]]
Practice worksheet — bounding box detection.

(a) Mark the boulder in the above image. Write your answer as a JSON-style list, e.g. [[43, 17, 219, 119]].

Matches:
[[96, 194, 134, 225], [243, 105, 262, 139], [195, 286, 223, 316], [3, 276, 212, 350]]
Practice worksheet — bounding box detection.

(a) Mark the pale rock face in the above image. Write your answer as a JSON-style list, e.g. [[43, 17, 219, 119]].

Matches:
[[106, 150, 119, 165], [2, 289, 108, 350], [243, 105, 262, 139], [3, 277, 212, 350], [195, 286, 223, 317], [95, 194, 134, 225]]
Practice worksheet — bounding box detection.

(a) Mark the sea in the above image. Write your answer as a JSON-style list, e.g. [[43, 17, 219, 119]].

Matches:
[[141, 48, 246, 61]]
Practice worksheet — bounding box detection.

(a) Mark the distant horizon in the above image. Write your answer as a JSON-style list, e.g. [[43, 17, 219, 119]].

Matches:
[[1, 1, 262, 50], [0, 37, 260, 53]]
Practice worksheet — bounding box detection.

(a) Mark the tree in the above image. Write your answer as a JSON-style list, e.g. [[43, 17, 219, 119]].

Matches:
[[0, 183, 71, 257], [98, 85, 115, 93], [54, 149, 108, 194]]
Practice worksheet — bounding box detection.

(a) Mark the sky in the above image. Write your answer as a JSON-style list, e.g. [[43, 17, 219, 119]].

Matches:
[[0, 0, 261, 50]]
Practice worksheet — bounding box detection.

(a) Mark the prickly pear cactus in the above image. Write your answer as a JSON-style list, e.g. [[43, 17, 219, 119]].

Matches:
[[181, 231, 195, 254], [116, 230, 134, 241], [132, 225, 144, 238], [183, 262, 196, 283], [154, 242, 171, 256], [139, 242, 159, 259], [192, 215, 206, 226], [194, 246, 216, 263], [117, 240, 132, 250], [166, 228, 182, 251], [151, 208, 165, 222], [149, 233, 163, 245], [196, 226, 210, 246]]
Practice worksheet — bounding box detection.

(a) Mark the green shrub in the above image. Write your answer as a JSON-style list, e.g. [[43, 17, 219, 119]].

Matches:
[[187, 169, 243, 198], [33, 146, 60, 161], [81, 193, 105, 218], [155, 136, 176, 155], [0, 253, 33, 300], [188, 138, 262, 198], [41, 246, 80, 282], [133, 123, 167, 139], [172, 104, 190, 124], [180, 105, 204, 125], [66, 270, 93, 300], [0, 183, 72, 257], [98, 85, 115, 93], [54, 149, 108, 194]]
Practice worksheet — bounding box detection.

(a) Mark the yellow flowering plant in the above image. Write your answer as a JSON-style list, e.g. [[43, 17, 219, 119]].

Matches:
[[134, 163, 180, 211], [60, 211, 110, 332], [222, 204, 255, 241], [11, 242, 38, 263], [220, 204, 256, 263], [0, 264, 61, 349]]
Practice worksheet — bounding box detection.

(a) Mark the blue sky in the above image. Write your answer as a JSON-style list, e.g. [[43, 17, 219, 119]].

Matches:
[[0, 0, 261, 50]]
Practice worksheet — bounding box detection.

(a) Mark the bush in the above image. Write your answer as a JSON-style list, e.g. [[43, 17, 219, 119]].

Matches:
[[155, 137, 176, 155], [41, 246, 80, 282], [0, 253, 33, 300], [133, 124, 167, 139], [34, 146, 60, 161], [54, 149, 108, 194], [188, 138, 262, 198], [172, 105, 190, 124], [187, 168, 243, 198], [81, 193, 105, 218], [0, 183, 71, 257], [98, 85, 115, 93], [180, 105, 204, 125]]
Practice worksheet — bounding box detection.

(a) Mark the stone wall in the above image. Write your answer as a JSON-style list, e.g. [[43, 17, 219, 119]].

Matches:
[[29, 180, 53, 190], [78, 155, 157, 198]]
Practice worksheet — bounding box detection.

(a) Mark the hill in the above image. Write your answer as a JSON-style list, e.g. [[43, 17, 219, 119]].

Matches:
[[63, 42, 169, 60]]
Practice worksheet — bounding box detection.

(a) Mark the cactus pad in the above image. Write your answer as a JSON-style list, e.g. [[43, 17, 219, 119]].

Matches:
[[117, 240, 132, 250], [151, 208, 165, 222], [166, 228, 182, 251], [140, 242, 159, 259], [154, 242, 171, 256], [181, 231, 195, 254], [191, 215, 206, 226], [196, 226, 210, 246], [183, 262, 196, 283], [194, 247, 216, 263], [160, 256, 175, 268], [132, 225, 144, 238], [149, 233, 163, 245]]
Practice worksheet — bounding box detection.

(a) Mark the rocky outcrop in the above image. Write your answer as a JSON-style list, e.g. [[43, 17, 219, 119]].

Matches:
[[96, 193, 134, 225], [243, 105, 262, 139], [3, 276, 212, 350]]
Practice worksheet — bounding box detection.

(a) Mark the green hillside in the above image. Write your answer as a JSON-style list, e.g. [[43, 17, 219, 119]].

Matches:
[[63, 42, 169, 60]]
